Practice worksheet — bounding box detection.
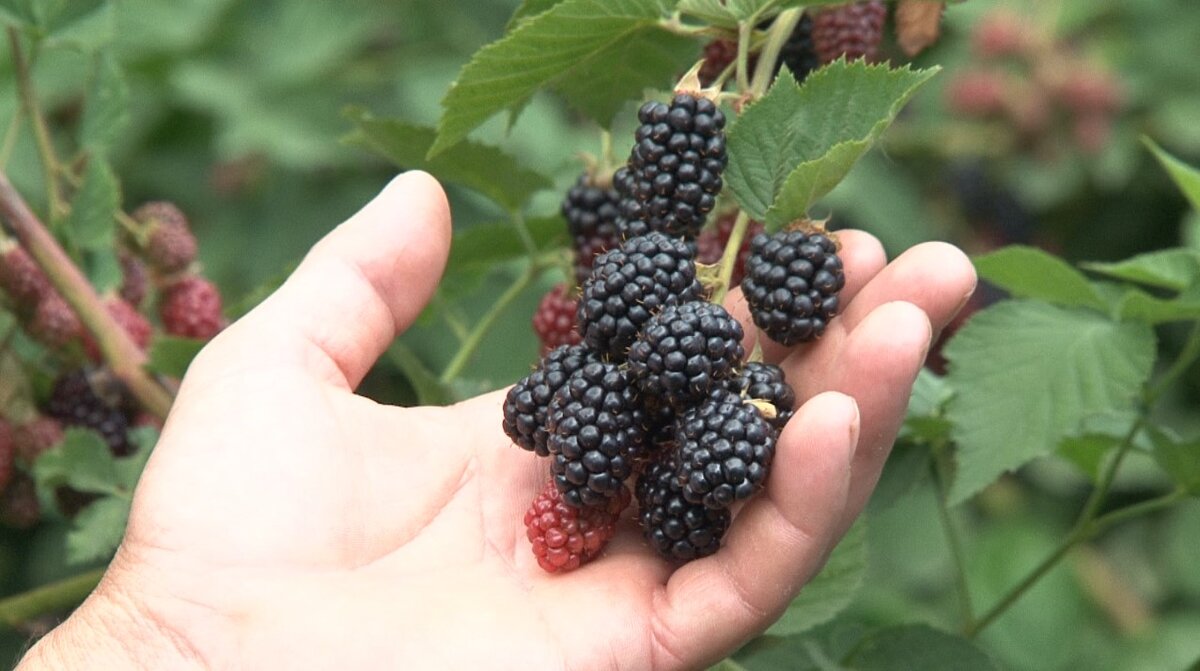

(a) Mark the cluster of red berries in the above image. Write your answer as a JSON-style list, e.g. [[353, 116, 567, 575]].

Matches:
[[0, 200, 226, 527], [944, 10, 1124, 155]]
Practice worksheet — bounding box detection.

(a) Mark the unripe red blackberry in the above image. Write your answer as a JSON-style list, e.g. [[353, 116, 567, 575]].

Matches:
[[578, 232, 703, 360], [972, 10, 1029, 58], [0, 472, 40, 530], [698, 40, 738, 87], [533, 284, 581, 355], [524, 479, 630, 573], [29, 292, 82, 348], [134, 201, 197, 273], [14, 416, 64, 466], [547, 361, 649, 508], [741, 229, 845, 345], [776, 13, 820, 82], [83, 298, 153, 361], [620, 94, 728, 239], [119, 252, 148, 308], [636, 456, 729, 561], [676, 387, 778, 509], [0, 242, 50, 312], [160, 275, 224, 340], [726, 361, 795, 430], [811, 1, 887, 65], [503, 344, 598, 456], [945, 70, 1008, 117], [0, 420, 14, 493], [562, 174, 623, 285], [628, 301, 745, 410], [45, 369, 133, 457]]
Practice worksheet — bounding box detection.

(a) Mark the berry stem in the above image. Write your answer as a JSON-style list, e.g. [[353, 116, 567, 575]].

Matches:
[[735, 18, 754, 93], [711, 211, 752, 305], [0, 567, 104, 627], [750, 8, 802, 98], [6, 28, 66, 223], [0, 171, 174, 420], [440, 259, 545, 384]]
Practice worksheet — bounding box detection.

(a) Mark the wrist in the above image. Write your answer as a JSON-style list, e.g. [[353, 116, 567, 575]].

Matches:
[[16, 577, 205, 671]]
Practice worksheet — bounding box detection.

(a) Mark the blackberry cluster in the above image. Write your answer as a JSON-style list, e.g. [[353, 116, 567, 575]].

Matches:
[[777, 13, 821, 82], [616, 94, 728, 240], [503, 344, 597, 456], [627, 301, 744, 410], [562, 175, 623, 286], [741, 229, 845, 345], [578, 232, 703, 359], [637, 457, 729, 561], [811, 1, 888, 65]]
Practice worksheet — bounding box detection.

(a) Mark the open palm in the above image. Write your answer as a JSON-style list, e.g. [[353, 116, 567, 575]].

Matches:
[[21, 172, 976, 670]]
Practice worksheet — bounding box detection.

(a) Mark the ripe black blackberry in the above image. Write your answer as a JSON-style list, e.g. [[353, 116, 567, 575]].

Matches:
[[776, 13, 820, 82], [741, 229, 845, 346], [546, 361, 649, 508], [628, 301, 745, 410], [637, 456, 729, 561], [676, 387, 778, 509], [562, 174, 623, 285], [726, 361, 796, 431], [620, 94, 727, 239], [45, 369, 134, 457], [578, 232, 703, 360], [502, 344, 597, 456], [812, 1, 888, 65]]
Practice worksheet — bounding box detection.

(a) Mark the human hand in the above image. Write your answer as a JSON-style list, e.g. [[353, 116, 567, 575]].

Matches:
[[18, 172, 975, 670]]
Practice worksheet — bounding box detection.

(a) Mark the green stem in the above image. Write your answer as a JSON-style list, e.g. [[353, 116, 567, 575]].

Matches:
[[439, 261, 544, 383], [931, 454, 975, 629], [1147, 321, 1200, 403], [7, 28, 65, 222], [1090, 487, 1187, 534], [749, 8, 801, 98], [1077, 413, 1146, 525], [0, 107, 22, 169], [711, 211, 751, 304], [0, 568, 105, 628], [735, 19, 754, 93], [966, 528, 1079, 638]]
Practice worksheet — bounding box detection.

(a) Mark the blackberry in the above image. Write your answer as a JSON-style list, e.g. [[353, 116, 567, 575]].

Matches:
[[119, 252, 148, 308], [578, 232, 703, 360], [532, 284, 581, 355], [636, 457, 729, 561], [83, 298, 153, 361], [620, 94, 728, 239], [14, 416, 64, 466], [502, 344, 597, 456], [562, 175, 623, 285], [45, 370, 133, 457], [135, 201, 197, 273], [812, 1, 888, 65], [524, 479, 630, 574], [741, 229, 845, 346], [160, 275, 224, 340], [0, 243, 50, 312], [726, 362, 796, 430], [29, 293, 82, 348], [776, 13, 820, 82], [0, 472, 40, 530], [676, 387, 778, 509], [546, 361, 649, 508], [628, 301, 745, 410]]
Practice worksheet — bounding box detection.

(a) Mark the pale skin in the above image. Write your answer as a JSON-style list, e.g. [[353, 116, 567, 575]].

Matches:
[[17, 172, 976, 670]]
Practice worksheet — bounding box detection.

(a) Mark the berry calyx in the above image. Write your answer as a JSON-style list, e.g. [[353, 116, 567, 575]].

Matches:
[[533, 284, 582, 355], [628, 300, 745, 410], [676, 387, 778, 509], [741, 228, 845, 346], [160, 275, 224, 340], [726, 362, 796, 431], [503, 344, 598, 456], [525, 479, 630, 573]]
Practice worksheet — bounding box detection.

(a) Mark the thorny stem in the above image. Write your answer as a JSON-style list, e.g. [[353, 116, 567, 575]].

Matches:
[[0, 568, 104, 628], [712, 211, 751, 304], [440, 260, 546, 384], [931, 451, 975, 629], [750, 8, 802, 98], [0, 171, 174, 419], [7, 28, 65, 222]]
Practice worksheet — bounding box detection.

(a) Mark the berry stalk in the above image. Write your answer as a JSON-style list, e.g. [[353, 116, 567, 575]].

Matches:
[[6, 28, 65, 222], [0, 172, 173, 419], [711, 211, 752, 305], [750, 8, 804, 97]]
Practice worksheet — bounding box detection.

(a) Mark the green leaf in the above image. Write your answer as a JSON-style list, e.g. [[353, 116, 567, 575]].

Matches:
[[1114, 284, 1200, 324], [42, 0, 114, 52], [33, 428, 122, 499], [869, 442, 931, 512], [431, 0, 680, 157], [506, 0, 568, 29], [1082, 248, 1200, 292], [1149, 428, 1200, 495], [975, 246, 1106, 311], [66, 157, 119, 249], [449, 217, 565, 271], [345, 108, 552, 213], [83, 246, 121, 293], [79, 50, 128, 153], [725, 62, 938, 227], [1058, 433, 1121, 484], [114, 427, 157, 491], [1146, 139, 1200, 212], [944, 301, 1156, 504], [66, 495, 128, 564], [146, 336, 206, 379], [677, 0, 737, 29], [766, 520, 866, 637], [847, 625, 1001, 671]]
